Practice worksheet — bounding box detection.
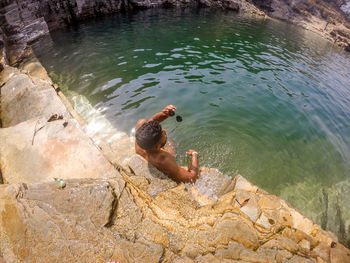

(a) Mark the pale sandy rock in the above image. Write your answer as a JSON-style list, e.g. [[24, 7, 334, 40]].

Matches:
[[98, 134, 135, 169], [0, 178, 166, 263], [174, 256, 195, 263], [235, 190, 260, 222], [316, 257, 327, 263], [0, 178, 133, 263], [135, 218, 170, 248], [215, 241, 245, 260], [109, 185, 143, 241], [261, 236, 300, 253], [330, 245, 350, 263], [21, 59, 51, 81], [299, 239, 311, 252], [194, 253, 219, 263], [239, 247, 277, 263], [214, 214, 259, 250], [234, 175, 259, 192], [310, 242, 330, 262], [275, 249, 293, 263], [1, 72, 69, 127], [111, 239, 164, 263], [315, 229, 339, 246], [289, 209, 315, 236], [287, 255, 316, 263], [0, 117, 119, 184], [188, 186, 215, 206], [195, 253, 222, 263], [282, 228, 317, 249], [278, 208, 293, 228], [258, 195, 282, 210], [256, 212, 277, 230], [0, 66, 20, 86]]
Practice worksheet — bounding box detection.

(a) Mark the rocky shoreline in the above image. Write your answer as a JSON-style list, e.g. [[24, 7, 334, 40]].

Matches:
[[1, 1, 350, 262], [0, 60, 350, 262]]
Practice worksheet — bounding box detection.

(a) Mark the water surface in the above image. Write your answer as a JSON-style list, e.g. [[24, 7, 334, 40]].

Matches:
[[33, 8, 350, 245]]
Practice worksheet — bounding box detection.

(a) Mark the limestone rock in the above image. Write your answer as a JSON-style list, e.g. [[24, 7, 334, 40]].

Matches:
[[0, 178, 166, 263], [310, 242, 330, 262], [0, 117, 119, 184], [214, 213, 259, 250], [0, 70, 69, 127], [261, 236, 300, 254], [287, 255, 315, 263], [21, 59, 51, 81], [330, 244, 350, 263], [234, 175, 259, 193], [235, 189, 260, 222]]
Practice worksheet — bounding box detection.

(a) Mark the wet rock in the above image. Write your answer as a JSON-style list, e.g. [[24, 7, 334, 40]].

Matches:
[[192, 167, 235, 201], [68, 93, 135, 169], [21, 59, 51, 80], [0, 117, 119, 184]]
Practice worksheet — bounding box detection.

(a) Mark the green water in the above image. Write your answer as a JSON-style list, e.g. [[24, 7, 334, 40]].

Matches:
[[33, 8, 350, 244]]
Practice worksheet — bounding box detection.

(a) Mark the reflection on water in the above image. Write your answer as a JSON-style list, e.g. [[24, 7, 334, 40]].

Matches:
[[32, 8, 350, 246]]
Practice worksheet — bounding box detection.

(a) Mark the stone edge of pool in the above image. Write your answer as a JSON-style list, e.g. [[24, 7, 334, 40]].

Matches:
[[1, 1, 350, 262], [1, 58, 350, 261]]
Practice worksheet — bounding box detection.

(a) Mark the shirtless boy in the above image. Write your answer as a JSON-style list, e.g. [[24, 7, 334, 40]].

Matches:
[[135, 105, 198, 183]]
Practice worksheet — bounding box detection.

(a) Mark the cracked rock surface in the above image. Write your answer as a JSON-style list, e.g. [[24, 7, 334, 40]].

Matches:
[[1, 53, 350, 262], [1, 172, 350, 262]]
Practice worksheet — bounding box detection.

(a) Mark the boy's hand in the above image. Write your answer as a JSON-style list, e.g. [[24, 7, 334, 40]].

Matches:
[[186, 149, 198, 156], [162, 105, 176, 117]]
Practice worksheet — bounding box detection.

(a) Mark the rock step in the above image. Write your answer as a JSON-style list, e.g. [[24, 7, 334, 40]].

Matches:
[[1, 175, 350, 262], [0, 65, 69, 127], [0, 63, 121, 184]]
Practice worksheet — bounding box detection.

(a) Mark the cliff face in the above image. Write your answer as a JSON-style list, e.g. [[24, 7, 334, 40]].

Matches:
[[251, 0, 350, 50], [1, 0, 350, 66], [0, 0, 129, 65]]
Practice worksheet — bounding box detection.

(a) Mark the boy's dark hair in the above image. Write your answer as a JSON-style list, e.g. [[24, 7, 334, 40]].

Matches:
[[135, 120, 163, 150]]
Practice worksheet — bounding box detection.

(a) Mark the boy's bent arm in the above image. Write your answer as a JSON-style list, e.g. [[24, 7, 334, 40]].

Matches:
[[150, 105, 176, 123], [154, 154, 198, 183]]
